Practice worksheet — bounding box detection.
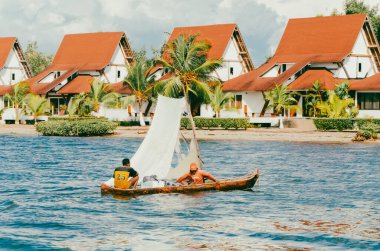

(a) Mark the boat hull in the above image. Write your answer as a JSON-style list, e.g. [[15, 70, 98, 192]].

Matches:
[[100, 169, 259, 196]]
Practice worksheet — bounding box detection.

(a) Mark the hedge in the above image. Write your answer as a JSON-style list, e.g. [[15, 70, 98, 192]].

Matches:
[[119, 121, 140, 126], [356, 118, 380, 129], [181, 117, 249, 130], [48, 116, 107, 121], [313, 118, 380, 131], [313, 118, 356, 131], [35, 118, 118, 136]]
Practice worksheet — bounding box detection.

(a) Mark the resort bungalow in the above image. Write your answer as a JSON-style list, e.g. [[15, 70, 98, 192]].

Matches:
[[0, 37, 32, 109], [152, 24, 254, 116], [26, 32, 134, 117], [223, 14, 380, 121]]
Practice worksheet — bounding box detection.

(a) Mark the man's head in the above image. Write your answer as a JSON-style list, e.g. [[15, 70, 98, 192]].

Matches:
[[122, 158, 130, 167], [190, 162, 198, 174]]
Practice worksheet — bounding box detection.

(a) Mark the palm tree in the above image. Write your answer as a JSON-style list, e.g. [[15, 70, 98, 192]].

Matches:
[[264, 84, 299, 116], [305, 81, 327, 117], [24, 94, 49, 123], [88, 79, 120, 113], [317, 92, 355, 118], [335, 81, 350, 99], [209, 85, 234, 118], [124, 59, 155, 126], [4, 81, 30, 124], [156, 34, 223, 163]]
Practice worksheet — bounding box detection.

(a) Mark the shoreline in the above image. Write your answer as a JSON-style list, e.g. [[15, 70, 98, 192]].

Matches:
[[0, 124, 378, 144]]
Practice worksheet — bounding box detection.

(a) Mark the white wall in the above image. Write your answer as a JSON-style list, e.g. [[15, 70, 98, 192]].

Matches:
[[214, 38, 245, 81], [358, 110, 380, 118], [262, 65, 279, 77], [103, 45, 128, 83], [0, 48, 28, 85], [200, 91, 269, 118]]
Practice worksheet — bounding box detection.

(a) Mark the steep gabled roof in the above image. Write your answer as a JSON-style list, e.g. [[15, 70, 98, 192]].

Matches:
[[0, 37, 15, 69], [0, 37, 32, 78], [166, 24, 254, 71], [52, 32, 129, 71], [275, 14, 367, 63]]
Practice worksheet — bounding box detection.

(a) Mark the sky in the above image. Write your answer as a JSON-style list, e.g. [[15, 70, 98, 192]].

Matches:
[[0, 0, 379, 66]]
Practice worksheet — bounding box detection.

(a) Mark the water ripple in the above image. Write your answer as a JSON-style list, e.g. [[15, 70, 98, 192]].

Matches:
[[0, 135, 379, 250]]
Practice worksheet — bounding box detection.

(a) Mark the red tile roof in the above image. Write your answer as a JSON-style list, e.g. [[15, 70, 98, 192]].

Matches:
[[166, 24, 237, 60], [350, 73, 380, 90], [57, 75, 94, 94], [275, 14, 366, 62], [108, 81, 132, 95], [30, 68, 78, 95], [0, 37, 16, 69], [0, 85, 12, 95], [52, 32, 124, 71], [287, 70, 348, 90]]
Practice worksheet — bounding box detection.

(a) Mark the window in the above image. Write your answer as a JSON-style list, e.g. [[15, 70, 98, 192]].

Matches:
[[235, 95, 242, 109], [11, 73, 15, 81], [358, 63, 362, 73], [57, 71, 61, 77], [230, 67, 234, 76], [357, 92, 380, 110], [282, 64, 287, 72], [117, 70, 121, 78]]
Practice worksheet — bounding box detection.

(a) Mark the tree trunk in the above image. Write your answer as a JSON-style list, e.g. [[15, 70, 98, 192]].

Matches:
[[144, 100, 152, 117], [138, 102, 145, 126], [15, 104, 19, 124], [260, 91, 270, 116], [217, 111, 220, 118], [184, 91, 202, 169]]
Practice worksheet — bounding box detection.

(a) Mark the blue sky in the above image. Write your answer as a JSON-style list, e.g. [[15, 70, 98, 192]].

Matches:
[[0, 0, 378, 66]]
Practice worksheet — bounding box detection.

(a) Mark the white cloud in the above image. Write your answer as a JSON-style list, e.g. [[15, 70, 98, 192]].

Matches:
[[0, 0, 377, 66]]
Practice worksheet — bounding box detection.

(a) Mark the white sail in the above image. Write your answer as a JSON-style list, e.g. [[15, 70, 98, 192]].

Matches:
[[131, 95, 185, 180], [166, 140, 200, 180]]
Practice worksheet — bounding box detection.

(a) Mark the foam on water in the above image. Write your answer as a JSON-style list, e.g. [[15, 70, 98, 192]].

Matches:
[[0, 135, 379, 250]]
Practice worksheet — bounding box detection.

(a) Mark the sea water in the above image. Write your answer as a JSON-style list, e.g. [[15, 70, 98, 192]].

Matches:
[[0, 135, 379, 250]]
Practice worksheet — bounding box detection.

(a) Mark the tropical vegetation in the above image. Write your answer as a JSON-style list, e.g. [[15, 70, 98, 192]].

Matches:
[[4, 81, 30, 124], [209, 85, 234, 118], [24, 41, 54, 76], [123, 58, 155, 126], [264, 84, 300, 116], [24, 94, 50, 123], [67, 79, 120, 116]]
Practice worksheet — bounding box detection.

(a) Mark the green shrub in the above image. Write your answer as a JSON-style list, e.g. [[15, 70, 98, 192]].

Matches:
[[313, 118, 355, 131], [35, 118, 118, 136], [180, 117, 249, 130], [119, 121, 140, 126], [357, 119, 380, 130], [48, 116, 107, 121]]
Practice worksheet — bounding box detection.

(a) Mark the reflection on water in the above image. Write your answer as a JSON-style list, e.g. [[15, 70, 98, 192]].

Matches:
[[0, 135, 379, 250]]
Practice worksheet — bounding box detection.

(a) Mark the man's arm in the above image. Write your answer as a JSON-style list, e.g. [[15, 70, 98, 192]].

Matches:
[[176, 173, 190, 183], [202, 171, 218, 182]]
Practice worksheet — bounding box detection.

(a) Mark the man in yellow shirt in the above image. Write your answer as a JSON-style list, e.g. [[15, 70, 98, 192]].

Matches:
[[113, 158, 139, 189]]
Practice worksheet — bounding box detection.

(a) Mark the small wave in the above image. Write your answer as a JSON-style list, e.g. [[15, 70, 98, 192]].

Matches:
[[0, 200, 19, 211]]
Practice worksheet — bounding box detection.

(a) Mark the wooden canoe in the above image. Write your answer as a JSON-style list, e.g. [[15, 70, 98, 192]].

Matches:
[[100, 169, 259, 197]]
